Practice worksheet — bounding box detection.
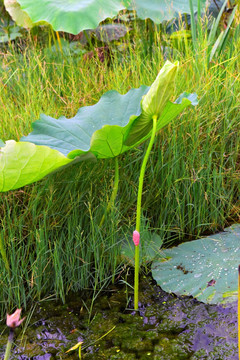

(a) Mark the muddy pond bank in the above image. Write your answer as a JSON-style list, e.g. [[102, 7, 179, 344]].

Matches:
[[0, 275, 238, 359]]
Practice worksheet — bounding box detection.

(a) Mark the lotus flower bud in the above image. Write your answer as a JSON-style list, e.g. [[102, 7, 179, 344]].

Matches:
[[133, 230, 140, 246], [141, 60, 179, 118], [124, 60, 179, 147], [6, 309, 25, 328]]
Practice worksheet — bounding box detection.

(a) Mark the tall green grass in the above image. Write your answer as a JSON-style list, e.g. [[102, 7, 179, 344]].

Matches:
[[0, 20, 239, 317]]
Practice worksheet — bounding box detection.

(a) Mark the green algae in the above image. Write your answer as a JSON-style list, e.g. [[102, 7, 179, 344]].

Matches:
[[0, 276, 238, 359]]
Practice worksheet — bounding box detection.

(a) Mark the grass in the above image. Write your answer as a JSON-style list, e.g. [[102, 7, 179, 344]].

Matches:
[[0, 18, 239, 318]]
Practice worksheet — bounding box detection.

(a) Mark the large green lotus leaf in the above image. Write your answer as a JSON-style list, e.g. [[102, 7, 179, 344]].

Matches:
[[22, 61, 197, 157], [17, 0, 126, 35], [21, 86, 149, 159], [4, 0, 40, 29], [0, 140, 73, 192], [15, 0, 207, 34], [151, 225, 240, 304], [126, 0, 207, 23], [21, 88, 197, 159]]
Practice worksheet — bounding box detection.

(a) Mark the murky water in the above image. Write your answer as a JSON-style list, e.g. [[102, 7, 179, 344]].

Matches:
[[0, 276, 238, 359]]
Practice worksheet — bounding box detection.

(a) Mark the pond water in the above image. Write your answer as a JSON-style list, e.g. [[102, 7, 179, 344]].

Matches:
[[0, 275, 238, 359]]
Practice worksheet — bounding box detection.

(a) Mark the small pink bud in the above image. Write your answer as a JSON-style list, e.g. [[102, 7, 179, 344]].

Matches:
[[6, 308, 25, 328], [133, 230, 140, 246]]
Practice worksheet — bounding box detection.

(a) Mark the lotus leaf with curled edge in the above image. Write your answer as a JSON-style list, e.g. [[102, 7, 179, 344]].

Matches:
[[0, 61, 198, 192]]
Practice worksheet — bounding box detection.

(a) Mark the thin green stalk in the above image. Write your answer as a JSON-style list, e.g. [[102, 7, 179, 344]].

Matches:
[[134, 115, 157, 310], [82, 325, 116, 350], [99, 157, 119, 227], [4, 329, 14, 360]]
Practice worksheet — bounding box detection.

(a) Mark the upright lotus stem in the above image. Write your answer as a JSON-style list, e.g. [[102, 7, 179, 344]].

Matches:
[[238, 265, 240, 360], [134, 115, 158, 310]]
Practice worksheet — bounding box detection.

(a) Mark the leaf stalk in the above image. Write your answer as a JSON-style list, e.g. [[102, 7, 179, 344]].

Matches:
[[134, 114, 158, 310]]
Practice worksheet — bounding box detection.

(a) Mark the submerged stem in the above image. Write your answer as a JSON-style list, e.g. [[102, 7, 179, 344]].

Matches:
[[134, 115, 158, 310], [99, 157, 119, 227]]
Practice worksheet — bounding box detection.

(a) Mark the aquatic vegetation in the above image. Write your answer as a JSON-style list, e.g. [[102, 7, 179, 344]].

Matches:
[[0, 61, 197, 193], [0, 278, 238, 359], [132, 111, 158, 310], [152, 224, 240, 304], [5, 0, 207, 34], [0, 1, 239, 356], [4, 308, 25, 360], [0, 61, 197, 311]]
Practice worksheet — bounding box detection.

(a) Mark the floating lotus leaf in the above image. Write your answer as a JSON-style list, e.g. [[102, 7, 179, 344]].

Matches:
[[152, 225, 240, 304]]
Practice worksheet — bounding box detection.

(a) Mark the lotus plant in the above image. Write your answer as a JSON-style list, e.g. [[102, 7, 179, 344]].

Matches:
[[0, 61, 197, 311], [4, 309, 25, 360], [129, 61, 179, 309]]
